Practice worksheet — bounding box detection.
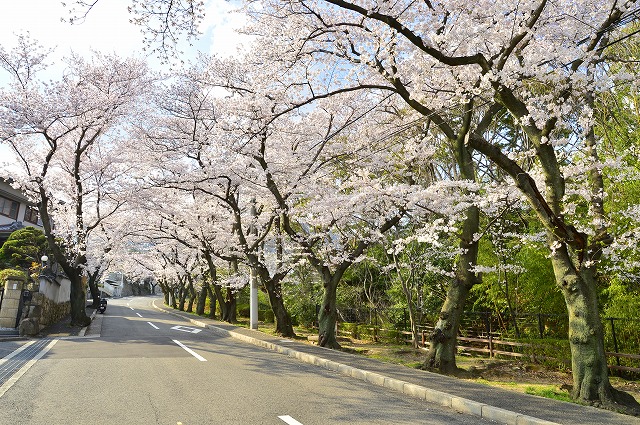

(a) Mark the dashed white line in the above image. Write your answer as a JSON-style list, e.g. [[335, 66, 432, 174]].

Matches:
[[147, 322, 159, 330], [172, 340, 207, 362], [129, 307, 135, 311], [136, 313, 143, 318], [278, 415, 304, 425]]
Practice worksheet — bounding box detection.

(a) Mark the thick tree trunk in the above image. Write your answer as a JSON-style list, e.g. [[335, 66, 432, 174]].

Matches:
[[87, 269, 101, 309], [222, 289, 237, 323], [318, 277, 340, 349], [263, 278, 295, 337], [424, 203, 480, 373], [69, 274, 90, 327], [205, 284, 216, 319], [551, 245, 640, 413], [159, 281, 170, 305], [196, 284, 207, 316], [178, 282, 187, 311], [424, 280, 471, 373], [213, 283, 226, 319], [186, 281, 195, 313]]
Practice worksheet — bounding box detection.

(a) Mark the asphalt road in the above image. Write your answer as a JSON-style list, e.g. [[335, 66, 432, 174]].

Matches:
[[0, 296, 493, 425]]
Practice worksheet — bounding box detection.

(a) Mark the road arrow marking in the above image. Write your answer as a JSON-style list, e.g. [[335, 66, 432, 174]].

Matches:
[[172, 340, 206, 362], [147, 322, 159, 329], [170, 325, 201, 334], [278, 415, 303, 425]]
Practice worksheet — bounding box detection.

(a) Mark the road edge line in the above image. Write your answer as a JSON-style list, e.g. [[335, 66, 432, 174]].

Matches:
[[0, 340, 36, 365], [0, 339, 58, 399]]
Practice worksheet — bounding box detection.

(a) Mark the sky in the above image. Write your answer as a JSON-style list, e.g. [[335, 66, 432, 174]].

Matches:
[[0, 0, 247, 62], [0, 0, 248, 167]]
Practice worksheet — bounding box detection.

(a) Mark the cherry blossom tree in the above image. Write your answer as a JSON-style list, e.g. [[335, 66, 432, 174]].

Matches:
[[239, 0, 640, 410], [0, 39, 152, 326]]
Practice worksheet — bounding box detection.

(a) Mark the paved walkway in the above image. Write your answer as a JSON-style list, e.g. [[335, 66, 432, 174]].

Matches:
[[153, 302, 639, 425]]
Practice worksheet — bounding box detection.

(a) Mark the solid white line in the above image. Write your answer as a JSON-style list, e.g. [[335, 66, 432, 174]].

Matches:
[[278, 415, 304, 425], [172, 340, 207, 362], [0, 339, 58, 399], [136, 313, 143, 318], [147, 322, 159, 330], [0, 341, 36, 365]]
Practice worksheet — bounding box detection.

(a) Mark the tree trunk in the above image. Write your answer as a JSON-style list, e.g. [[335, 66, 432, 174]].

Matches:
[[178, 279, 187, 311], [551, 244, 640, 413], [160, 281, 170, 305], [213, 283, 226, 319], [424, 200, 480, 372], [223, 288, 237, 323], [69, 273, 90, 327], [263, 278, 295, 337], [206, 284, 216, 319], [186, 281, 195, 313], [318, 276, 340, 349], [37, 188, 90, 327], [196, 283, 207, 316], [87, 269, 101, 309], [424, 280, 471, 373]]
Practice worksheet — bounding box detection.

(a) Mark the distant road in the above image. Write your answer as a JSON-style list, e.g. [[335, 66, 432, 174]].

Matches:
[[0, 296, 489, 425]]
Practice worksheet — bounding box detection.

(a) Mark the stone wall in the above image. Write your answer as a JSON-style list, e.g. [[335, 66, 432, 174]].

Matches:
[[17, 276, 72, 336]]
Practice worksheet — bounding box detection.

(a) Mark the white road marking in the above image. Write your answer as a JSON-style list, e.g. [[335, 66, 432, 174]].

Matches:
[[278, 415, 304, 425], [129, 307, 135, 310], [0, 339, 58, 399], [0, 341, 36, 365], [147, 322, 159, 330], [172, 340, 207, 362], [170, 325, 201, 334], [136, 313, 143, 318]]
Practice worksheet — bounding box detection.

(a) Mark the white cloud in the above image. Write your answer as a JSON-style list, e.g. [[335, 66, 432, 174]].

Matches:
[[201, 0, 252, 58]]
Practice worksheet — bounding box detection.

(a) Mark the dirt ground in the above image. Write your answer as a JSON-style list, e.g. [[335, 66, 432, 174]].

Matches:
[[335, 337, 640, 403]]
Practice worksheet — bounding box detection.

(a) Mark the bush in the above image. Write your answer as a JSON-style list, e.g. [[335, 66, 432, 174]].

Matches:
[[0, 268, 28, 283], [521, 338, 571, 370], [264, 309, 275, 323]]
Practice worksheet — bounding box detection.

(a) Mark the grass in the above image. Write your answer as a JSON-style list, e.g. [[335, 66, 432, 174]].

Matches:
[[525, 386, 574, 402]]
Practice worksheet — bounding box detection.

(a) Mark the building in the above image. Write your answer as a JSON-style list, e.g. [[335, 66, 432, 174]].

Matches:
[[0, 177, 43, 246]]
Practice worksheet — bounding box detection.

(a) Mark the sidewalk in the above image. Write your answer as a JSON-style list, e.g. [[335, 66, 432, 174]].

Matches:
[[153, 302, 640, 425], [0, 305, 97, 342]]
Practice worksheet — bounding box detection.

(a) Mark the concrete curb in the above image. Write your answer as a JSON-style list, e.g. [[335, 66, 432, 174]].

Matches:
[[79, 308, 97, 337], [152, 301, 561, 425]]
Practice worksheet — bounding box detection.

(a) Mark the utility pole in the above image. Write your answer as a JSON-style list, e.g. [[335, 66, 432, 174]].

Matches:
[[249, 198, 258, 330]]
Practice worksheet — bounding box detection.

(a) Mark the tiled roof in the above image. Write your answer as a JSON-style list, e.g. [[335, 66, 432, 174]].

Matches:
[[0, 221, 25, 233]]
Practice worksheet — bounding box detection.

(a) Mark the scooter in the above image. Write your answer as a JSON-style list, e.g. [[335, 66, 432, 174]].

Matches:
[[98, 298, 107, 314]]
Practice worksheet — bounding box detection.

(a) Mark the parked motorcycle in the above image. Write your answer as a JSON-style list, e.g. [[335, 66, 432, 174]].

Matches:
[[98, 298, 107, 314]]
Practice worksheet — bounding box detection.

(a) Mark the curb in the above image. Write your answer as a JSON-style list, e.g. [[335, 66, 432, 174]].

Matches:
[[79, 308, 97, 337], [152, 301, 561, 425]]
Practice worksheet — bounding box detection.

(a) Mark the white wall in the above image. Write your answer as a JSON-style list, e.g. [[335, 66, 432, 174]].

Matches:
[[38, 276, 71, 304]]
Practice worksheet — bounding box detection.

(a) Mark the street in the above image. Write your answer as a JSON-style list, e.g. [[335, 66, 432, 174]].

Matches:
[[0, 296, 489, 425]]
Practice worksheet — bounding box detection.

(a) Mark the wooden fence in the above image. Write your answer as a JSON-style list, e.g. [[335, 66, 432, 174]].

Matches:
[[335, 322, 640, 374]]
